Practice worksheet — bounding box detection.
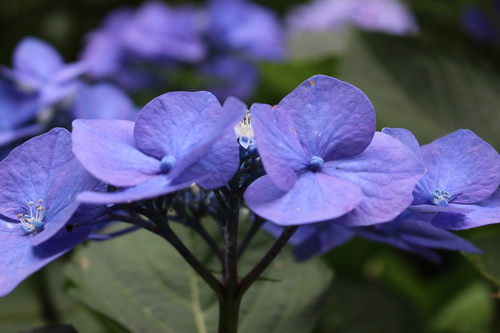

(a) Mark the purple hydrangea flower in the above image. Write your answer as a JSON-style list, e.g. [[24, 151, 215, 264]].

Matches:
[[1, 37, 86, 107], [286, 0, 419, 36], [71, 82, 138, 121], [0, 128, 101, 296], [383, 128, 500, 230], [207, 0, 286, 61], [244, 75, 425, 226], [72, 91, 246, 204]]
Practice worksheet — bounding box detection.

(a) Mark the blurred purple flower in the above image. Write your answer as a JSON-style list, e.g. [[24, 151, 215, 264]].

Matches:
[[244, 75, 425, 226], [383, 128, 500, 230], [72, 91, 246, 204], [207, 0, 286, 61], [462, 1, 500, 43], [71, 82, 138, 121], [1, 37, 86, 107], [0, 128, 101, 296], [286, 0, 419, 36], [199, 55, 259, 102]]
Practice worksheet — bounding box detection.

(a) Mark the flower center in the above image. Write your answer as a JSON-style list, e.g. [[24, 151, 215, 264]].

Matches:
[[234, 110, 255, 149], [18, 199, 45, 234], [430, 189, 451, 206], [160, 155, 177, 173], [309, 156, 324, 172]]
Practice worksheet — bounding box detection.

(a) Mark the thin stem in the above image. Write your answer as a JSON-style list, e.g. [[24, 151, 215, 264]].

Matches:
[[190, 217, 223, 263], [238, 226, 299, 296], [145, 202, 224, 296], [238, 216, 264, 259], [33, 268, 60, 324]]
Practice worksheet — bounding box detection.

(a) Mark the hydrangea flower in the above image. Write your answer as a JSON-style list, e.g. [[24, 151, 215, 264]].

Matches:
[[72, 91, 246, 204], [1, 37, 86, 107], [382, 128, 500, 230], [286, 0, 419, 36], [244, 75, 425, 226], [0, 128, 101, 296], [462, 1, 500, 43], [207, 0, 286, 61]]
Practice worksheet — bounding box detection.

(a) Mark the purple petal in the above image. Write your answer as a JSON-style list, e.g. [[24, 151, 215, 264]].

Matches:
[[134, 91, 224, 160], [398, 218, 480, 252], [381, 127, 423, 162], [278, 75, 376, 160], [244, 172, 363, 226], [250, 103, 309, 191], [325, 132, 425, 226], [72, 119, 160, 187], [0, 225, 89, 297], [71, 83, 138, 120], [431, 189, 500, 230], [13, 37, 63, 81], [76, 175, 195, 204], [419, 129, 500, 204]]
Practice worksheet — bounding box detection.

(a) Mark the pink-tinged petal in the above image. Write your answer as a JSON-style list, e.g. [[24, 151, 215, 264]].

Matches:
[[278, 75, 376, 160], [13, 37, 63, 80], [72, 119, 160, 187], [250, 103, 309, 191], [419, 129, 500, 204], [431, 190, 500, 230], [325, 132, 425, 226], [244, 172, 362, 226]]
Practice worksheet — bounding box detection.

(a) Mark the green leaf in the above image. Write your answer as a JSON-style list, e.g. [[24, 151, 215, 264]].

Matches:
[[18, 324, 78, 333], [66, 224, 332, 333], [464, 232, 500, 287], [342, 32, 500, 147], [430, 282, 493, 333]]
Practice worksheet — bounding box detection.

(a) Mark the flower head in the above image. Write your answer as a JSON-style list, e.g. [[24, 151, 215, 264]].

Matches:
[[382, 128, 500, 230], [72, 91, 247, 204], [0, 128, 101, 296], [244, 75, 425, 226]]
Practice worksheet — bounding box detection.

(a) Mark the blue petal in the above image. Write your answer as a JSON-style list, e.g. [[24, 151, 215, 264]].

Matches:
[[13, 37, 63, 81]]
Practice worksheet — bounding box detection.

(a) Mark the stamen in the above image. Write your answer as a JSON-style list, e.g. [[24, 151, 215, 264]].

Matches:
[[18, 199, 45, 234], [430, 189, 451, 206], [235, 110, 255, 149]]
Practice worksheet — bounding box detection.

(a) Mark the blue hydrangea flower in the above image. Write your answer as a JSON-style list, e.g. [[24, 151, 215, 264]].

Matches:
[[286, 0, 419, 37], [244, 75, 425, 226], [1, 37, 86, 107], [71, 82, 138, 121], [72, 91, 246, 204], [0, 128, 101, 296], [207, 0, 286, 61], [383, 128, 500, 230]]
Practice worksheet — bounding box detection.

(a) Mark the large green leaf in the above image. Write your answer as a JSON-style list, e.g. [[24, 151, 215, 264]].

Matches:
[[464, 230, 500, 287], [342, 32, 500, 147], [65, 224, 332, 333]]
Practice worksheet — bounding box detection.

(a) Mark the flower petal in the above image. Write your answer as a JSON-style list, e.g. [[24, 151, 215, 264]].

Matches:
[[13, 37, 63, 81], [419, 129, 500, 204], [325, 132, 425, 226], [250, 103, 309, 191], [244, 172, 363, 226], [72, 119, 160, 187], [278, 75, 376, 160]]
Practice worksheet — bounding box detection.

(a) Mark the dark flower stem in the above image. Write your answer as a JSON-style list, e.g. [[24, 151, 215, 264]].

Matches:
[[237, 216, 265, 259]]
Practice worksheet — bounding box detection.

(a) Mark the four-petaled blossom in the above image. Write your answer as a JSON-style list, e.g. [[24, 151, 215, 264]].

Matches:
[[1, 37, 87, 107], [383, 128, 500, 230], [244, 75, 425, 226], [0, 128, 101, 296], [72, 91, 246, 204]]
